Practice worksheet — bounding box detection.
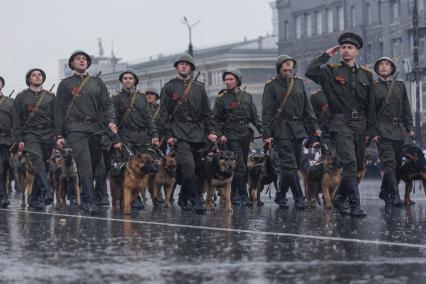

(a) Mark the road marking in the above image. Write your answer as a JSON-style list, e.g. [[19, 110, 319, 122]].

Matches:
[[1, 208, 426, 250]]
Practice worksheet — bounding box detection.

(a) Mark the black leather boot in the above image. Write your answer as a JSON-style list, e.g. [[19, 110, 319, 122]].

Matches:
[[379, 173, 391, 205], [95, 175, 110, 206], [178, 177, 192, 211], [333, 180, 350, 215], [79, 176, 98, 215], [231, 177, 240, 206], [131, 195, 145, 210], [275, 171, 289, 208], [346, 177, 367, 217], [288, 173, 307, 210], [35, 171, 53, 206], [0, 175, 10, 208], [387, 171, 404, 207]]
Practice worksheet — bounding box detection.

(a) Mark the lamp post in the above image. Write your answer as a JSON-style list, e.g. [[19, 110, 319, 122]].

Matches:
[[181, 17, 201, 57]]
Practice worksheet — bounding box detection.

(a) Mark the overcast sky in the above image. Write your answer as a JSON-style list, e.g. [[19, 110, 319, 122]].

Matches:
[[0, 0, 273, 95]]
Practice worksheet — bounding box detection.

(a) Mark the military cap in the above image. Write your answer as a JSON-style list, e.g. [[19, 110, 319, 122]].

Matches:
[[68, 50, 92, 70], [144, 87, 160, 99], [276, 55, 297, 73], [374, 57, 396, 76], [0, 76, 4, 88], [119, 70, 139, 86], [25, 68, 46, 87], [174, 53, 195, 70], [338, 32, 363, 49], [222, 68, 242, 86]]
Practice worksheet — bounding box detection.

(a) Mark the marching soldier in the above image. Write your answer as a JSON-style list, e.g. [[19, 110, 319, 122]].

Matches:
[[0, 76, 14, 208], [262, 55, 320, 210], [373, 57, 413, 206], [13, 69, 55, 210], [144, 87, 160, 117], [55, 50, 117, 215], [213, 68, 262, 206], [157, 54, 216, 212], [310, 89, 333, 149], [112, 70, 159, 209], [306, 32, 376, 217]]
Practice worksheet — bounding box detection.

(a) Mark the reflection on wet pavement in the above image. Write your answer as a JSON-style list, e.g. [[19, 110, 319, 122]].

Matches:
[[0, 179, 425, 283]]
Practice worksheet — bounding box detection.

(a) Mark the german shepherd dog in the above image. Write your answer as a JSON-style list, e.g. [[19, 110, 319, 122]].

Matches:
[[148, 155, 177, 208], [112, 153, 156, 215], [247, 149, 278, 206], [49, 148, 80, 209], [204, 150, 236, 212], [16, 152, 34, 208], [301, 150, 342, 209], [398, 144, 426, 205]]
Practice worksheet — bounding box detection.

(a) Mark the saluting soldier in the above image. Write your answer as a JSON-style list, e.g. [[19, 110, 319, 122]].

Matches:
[[213, 68, 262, 207], [262, 55, 320, 210], [157, 54, 216, 212], [372, 57, 413, 206], [306, 32, 376, 217], [55, 50, 118, 215], [0, 76, 14, 208], [13, 69, 55, 210]]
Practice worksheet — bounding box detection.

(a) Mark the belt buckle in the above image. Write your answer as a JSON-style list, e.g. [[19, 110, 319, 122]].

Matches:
[[132, 127, 139, 132], [84, 117, 91, 124], [392, 118, 399, 124], [239, 121, 245, 127], [351, 111, 358, 119], [37, 125, 43, 130], [0, 133, 5, 137], [292, 116, 298, 122]]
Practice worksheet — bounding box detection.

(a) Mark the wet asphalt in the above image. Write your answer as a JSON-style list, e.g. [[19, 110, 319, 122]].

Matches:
[[0, 179, 426, 283]]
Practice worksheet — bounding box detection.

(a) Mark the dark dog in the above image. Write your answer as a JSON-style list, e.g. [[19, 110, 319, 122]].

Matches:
[[398, 144, 426, 205], [16, 152, 34, 208], [357, 147, 379, 184], [300, 151, 342, 209], [112, 153, 156, 215], [148, 155, 177, 208], [204, 150, 236, 212], [247, 150, 278, 206]]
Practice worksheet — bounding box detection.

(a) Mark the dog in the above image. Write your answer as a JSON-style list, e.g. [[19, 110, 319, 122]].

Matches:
[[300, 150, 342, 209], [148, 155, 177, 208], [50, 148, 80, 209], [247, 150, 278, 206], [398, 144, 426, 205], [203, 150, 236, 212], [112, 153, 156, 215], [16, 152, 34, 208], [357, 146, 379, 184]]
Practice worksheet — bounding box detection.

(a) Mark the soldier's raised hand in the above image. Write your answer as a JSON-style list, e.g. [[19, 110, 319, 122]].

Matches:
[[326, 45, 341, 57]]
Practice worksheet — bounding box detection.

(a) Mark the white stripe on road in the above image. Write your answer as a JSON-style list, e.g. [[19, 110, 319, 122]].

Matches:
[[1, 208, 426, 250]]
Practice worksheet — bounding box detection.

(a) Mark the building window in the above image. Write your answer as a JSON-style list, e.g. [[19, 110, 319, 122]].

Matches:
[[350, 6, 356, 27], [295, 15, 302, 39], [316, 11, 323, 35], [284, 20, 289, 40], [392, 1, 400, 23], [393, 38, 402, 57], [420, 0, 425, 11], [327, 8, 333, 33], [420, 38, 426, 56], [378, 1, 382, 24], [305, 13, 312, 37], [366, 3, 371, 25], [338, 6, 344, 31]]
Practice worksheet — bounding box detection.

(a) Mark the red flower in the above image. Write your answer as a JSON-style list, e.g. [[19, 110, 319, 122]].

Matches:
[[71, 87, 80, 95], [171, 92, 180, 102], [335, 75, 346, 85], [321, 103, 329, 112], [229, 101, 238, 110], [27, 105, 36, 113]]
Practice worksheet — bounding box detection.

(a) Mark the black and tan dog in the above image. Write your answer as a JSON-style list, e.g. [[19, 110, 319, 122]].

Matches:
[[247, 150, 278, 206], [49, 148, 80, 209], [148, 155, 177, 208], [398, 144, 426, 205], [204, 150, 236, 212], [300, 150, 342, 209], [15, 152, 34, 208], [111, 153, 156, 215]]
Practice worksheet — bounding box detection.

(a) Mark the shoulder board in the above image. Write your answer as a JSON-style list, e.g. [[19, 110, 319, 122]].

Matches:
[[373, 79, 380, 84], [164, 78, 175, 86], [265, 77, 275, 84], [327, 63, 342, 68], [112, 92, 121, 97], [193, 79, 205, 86], [16, 90, 26, 96], [311, 90, 322, 96], [360, 66, 372, 73], [217, 89, 227, 97], [45, 91, 55, 96]]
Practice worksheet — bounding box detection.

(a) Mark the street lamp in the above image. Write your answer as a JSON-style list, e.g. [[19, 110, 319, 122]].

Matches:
[[181, 17, 201, 57]]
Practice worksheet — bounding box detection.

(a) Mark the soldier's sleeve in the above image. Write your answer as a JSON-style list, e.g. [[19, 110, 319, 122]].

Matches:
[[309, 93, 320, 119], [54, 82, 66, 137], [249, 95, 263, 134], [141, 97, 158, 139], [201, 87, 215, 135], [212, 97, 224, 137], [302, 85, 319, 134], [401, 82, 414, 133], [305, 53, 332, 85], [261, 82, 274, 139], [12, 94, 24, 143], [157, 85, 173, 139], [111, 95, 121, 127], [99, 80, 115, 125], [366, 72, 377, 137]]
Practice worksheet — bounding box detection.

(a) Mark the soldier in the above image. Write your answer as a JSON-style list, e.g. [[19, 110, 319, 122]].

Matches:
[[112, 70, 159, 209], [262, 55, 320, 210], [55, 50, 117, 215], [213, 68, 262, 206], [373, 57, 413, 206], [157, 54, 216, 212], [144, 87, 160, 117], [306, 32, 376, 217], [13, 69, 55, 210], [309, 89, 333, 149], [0, 76, 14, 208]]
